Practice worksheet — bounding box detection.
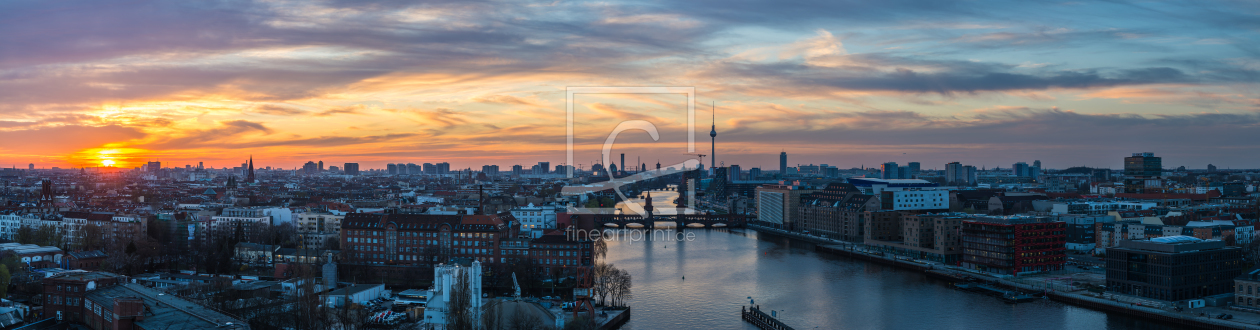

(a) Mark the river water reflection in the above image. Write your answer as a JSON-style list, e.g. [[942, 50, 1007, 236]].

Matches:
[[600, 228, 1182, 330]]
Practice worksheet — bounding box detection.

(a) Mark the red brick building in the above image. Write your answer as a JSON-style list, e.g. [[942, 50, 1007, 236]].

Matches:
[[44, 271, 248, 330], [341, 212, 519, 265], [962, 215, 1066, 276]]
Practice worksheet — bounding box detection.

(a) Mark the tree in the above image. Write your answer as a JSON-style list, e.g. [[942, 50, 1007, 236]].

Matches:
[[447, 274, 478, 330], [507, 308, 545, 330], [0, 264, 10, 299], [606, 269, 632, 307], [592, 263, 616, 306], [482, 300, 503, 330], [80, 224, 105, 251], [323, 236, 341, 250], [592, 239, 607, 262]]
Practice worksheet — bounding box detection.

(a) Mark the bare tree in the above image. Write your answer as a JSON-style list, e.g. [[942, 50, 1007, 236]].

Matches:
[[447, 274, 478, 330], [591, 263, 616, 306], [482, 299, 503, 330], [507, 308, 545, 330]]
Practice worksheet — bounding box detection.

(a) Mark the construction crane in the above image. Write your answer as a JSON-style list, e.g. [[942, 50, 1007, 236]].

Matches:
[[511, 272, 522, 301], [683, 153, 706, 170]]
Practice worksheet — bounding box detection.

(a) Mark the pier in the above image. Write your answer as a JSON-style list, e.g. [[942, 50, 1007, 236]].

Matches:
[[742, 305, 795, 330]]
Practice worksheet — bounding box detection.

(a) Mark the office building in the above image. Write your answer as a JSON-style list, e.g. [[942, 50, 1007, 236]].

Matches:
[[729, 165, 742, 181], [1106, 236, 1243, 301], [962, 215, 1066, 276], [344, 163, 359, 175], [1012, 162, 1030, 177], [749, 167, 762, 180], [866, 213, 970, 265], [797, 182, 877, 241], [779, 152, 787, 176], [881, 162, 899, 179], [908, 162, 920, 175], [879, 190, 948, 211], [946, 162, 965, 185], [1124, 152, 1162, 193], [756, 183, 817, 230]]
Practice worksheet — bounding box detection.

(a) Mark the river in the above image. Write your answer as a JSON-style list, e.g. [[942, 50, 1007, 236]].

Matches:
[[601, 191, 1180, 330]]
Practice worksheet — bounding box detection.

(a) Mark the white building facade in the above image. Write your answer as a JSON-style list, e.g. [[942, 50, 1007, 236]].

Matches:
[[510, 204, 561, 238]]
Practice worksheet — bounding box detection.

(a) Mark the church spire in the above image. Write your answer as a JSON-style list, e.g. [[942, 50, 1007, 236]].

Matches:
[[246, 155, 255, 183]]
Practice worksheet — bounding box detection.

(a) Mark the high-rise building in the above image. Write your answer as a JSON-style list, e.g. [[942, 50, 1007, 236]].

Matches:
[[1012, 162, 1030, 177], [482, 165, 499, 176], [437, 162, 450, 174], [620, 154, 626, 176], [198, 162, 203, 170], [749, 167, 762, 179], [881, 162, 899, 179], [1033, 160, 1042, 169], [729, 164, 742, 181], [317, 161, 324, 172], [898, 166, 910, 180], [964, 165, 977, 185], [1207, 164, 1217, 172], [302, 161, 318, 175], [28, 163, 34, 170], [779, 152, 787, 176], [1123, 152, 1162, 193], [538, 162, 550, 175], [908, 162, 920, 174], [423, 163, 435, 174], [344, 163, 359, 175], [511, 164, 523, 176], [387, 163, 398, 175], [945, 162, 964, 185]]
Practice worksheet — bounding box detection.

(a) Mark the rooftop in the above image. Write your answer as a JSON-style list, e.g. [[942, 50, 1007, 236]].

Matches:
[[326, 283, 384, 296]]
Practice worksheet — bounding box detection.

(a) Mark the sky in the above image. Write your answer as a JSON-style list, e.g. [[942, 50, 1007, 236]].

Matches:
[[1, 0, 1258, 171]]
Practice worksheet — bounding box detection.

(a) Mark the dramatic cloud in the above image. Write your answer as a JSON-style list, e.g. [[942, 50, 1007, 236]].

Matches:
[[1, 0, 1257, 168]]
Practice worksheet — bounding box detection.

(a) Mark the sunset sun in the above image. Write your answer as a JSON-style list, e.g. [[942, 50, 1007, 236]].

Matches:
[[102, 159, 116, 167]]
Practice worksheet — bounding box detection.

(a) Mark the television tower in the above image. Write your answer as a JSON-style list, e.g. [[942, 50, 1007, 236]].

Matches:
[[709, 102, 717, 169]]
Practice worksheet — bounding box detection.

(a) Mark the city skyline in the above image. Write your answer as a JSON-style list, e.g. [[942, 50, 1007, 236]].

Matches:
[[3, 1, 1258, 170]]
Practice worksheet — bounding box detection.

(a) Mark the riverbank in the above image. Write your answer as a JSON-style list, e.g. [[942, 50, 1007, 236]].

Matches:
[[748, 224, 1260, 330]]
